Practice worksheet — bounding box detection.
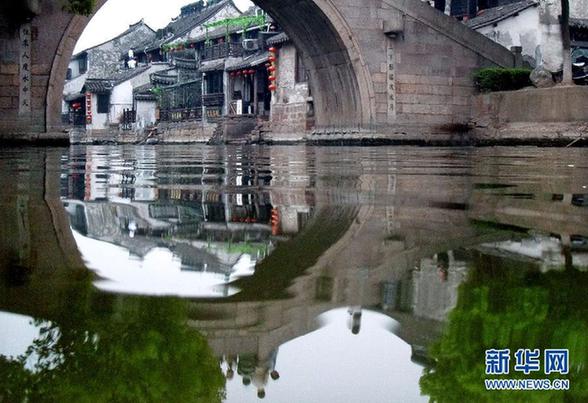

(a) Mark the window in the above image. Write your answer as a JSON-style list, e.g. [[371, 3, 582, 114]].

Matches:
[[295, 50, 308, 83], [78, 55, 87, 74], [97, 94, 110, 114], [206, 72, 223, 94], [66, 68, 72, 80]]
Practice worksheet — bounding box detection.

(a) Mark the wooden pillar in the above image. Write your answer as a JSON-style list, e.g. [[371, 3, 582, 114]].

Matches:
[[253, 71, 259, 116]]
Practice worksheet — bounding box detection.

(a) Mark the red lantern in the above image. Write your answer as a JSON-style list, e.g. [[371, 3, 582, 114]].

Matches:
[[269, 84, 277, 91], [248, 69, 255, 75], [268, 47, 277, 53], [269, 56, 276, 62], [268, 76, 276, 82], [268, 66, 276, 72]]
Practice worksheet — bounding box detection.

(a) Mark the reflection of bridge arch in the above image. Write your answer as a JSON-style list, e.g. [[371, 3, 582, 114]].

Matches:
[[2, 0, 515, 138]]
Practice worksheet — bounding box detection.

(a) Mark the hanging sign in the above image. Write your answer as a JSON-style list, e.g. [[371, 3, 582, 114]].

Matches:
[[85, 92, 92, 124]]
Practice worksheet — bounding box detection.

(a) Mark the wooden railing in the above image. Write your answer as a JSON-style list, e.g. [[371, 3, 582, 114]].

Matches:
[[202, 93, 224, 107], [202, 42, 243, 60], [159, 107, 203, 122]]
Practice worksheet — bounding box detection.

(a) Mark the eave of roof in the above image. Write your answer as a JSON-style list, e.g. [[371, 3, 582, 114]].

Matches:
[[162, 0, 241, 46], [266, 32, 290, 46], [73, 19, 155, 58], [226, 51, 269, 71], [466, 1, 538, 30], [570, 18, 588, 30]]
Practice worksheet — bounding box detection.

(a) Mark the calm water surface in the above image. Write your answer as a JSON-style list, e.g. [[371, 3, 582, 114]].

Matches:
[[0, 145, 587, 402]]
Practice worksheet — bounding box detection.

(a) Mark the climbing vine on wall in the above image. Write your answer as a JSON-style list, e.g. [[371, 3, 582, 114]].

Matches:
[[63, 0, 96, 16]]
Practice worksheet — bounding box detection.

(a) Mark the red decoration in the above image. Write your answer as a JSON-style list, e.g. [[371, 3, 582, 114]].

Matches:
[[269, 84, 277, 91], [268, 66, 276, 72], [248, 69, 255, 75], [269, 56, 276, 62], [268, 47, 277, 53], [268, 76, 276, 82]]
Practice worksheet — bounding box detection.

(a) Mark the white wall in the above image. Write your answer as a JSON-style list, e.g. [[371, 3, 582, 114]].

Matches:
[[571, 0, 588, 19], [477, 7, 540, 66], [273, 44, 309, 106], [135, 100, 157, 128], [89, 93, 109, 130], [538, 0, 588, 72], [110, 80, 134, 123], [109, 64, 170, 125]]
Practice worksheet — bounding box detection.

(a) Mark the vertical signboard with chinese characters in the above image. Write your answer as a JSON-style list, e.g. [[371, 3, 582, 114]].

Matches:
[[19, 23, 32, 115], [85, 92, 92, 124]]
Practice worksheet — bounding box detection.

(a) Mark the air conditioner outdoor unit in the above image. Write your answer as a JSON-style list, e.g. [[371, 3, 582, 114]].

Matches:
[[242, 39, 259, 51]]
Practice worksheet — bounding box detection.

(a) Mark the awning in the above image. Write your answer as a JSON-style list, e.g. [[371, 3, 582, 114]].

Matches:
[[225, 51, 269, 72], [64, 93, 85, 102], [200, 59, 225, 73]]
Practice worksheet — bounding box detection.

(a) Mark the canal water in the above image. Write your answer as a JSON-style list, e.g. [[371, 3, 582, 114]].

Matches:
[[0, 145, 587, 402]]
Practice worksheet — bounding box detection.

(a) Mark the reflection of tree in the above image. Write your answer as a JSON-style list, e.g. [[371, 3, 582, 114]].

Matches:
[[0, 286, 225, 403], [420, 253, 588, 402]]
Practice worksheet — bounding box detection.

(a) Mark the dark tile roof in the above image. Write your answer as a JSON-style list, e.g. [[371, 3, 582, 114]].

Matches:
[[133, 83, 157, 101], [73, 20, 155, 57], [200, 59, 225, 72], [145, 0, 237, 51], [570, 18, 588, 30], [226, 51, 269, 71], [83, 79, 113, 94], [266, 32, 289, 46], [466, 0, 538, 30], [110, 65, 152, 84], [151, 70, 179, 85], [82, 65, 153, 93], [175, 56, 200, 70]]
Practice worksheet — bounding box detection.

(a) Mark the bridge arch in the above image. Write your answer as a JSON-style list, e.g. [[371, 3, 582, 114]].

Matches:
[[1, 0, 515, 139], [46, 0, 376, 133]]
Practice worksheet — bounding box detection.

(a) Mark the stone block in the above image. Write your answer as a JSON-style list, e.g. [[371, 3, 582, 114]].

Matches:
[[0, 64, 18, 74]]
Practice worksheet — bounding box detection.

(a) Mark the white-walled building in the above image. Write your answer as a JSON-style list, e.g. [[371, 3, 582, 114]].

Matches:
[[467, 0, 588, 72], [82, 63, 169, 132]]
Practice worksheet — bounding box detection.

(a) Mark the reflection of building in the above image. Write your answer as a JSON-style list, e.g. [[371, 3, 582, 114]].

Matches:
[[60, 146, 319, 297], [479, 234, 588, 271]]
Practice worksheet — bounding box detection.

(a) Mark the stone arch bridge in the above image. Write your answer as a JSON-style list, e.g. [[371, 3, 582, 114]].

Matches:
[[0, 0, 514, 141]]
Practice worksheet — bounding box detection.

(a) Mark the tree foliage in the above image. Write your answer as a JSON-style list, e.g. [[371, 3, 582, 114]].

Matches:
[[63, 0, 96, 16], [420, 254, 588, 402], [474, 68, 532, 92], [0, 289, 225, 403]]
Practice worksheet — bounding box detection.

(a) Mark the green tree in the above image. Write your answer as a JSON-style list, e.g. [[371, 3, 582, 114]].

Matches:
[[0, 291, 225, 403], [420, 253, 588, 402]]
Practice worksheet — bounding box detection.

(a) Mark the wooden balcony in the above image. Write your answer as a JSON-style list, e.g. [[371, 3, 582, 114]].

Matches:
[[202, 93, 224, 107], [202, 42, 243, 61], [159, 107, 203, 122]]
